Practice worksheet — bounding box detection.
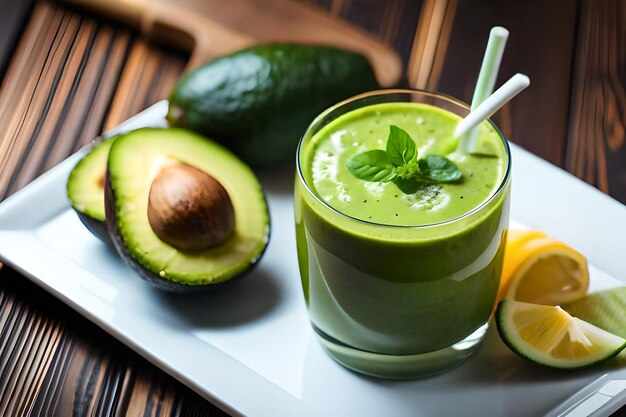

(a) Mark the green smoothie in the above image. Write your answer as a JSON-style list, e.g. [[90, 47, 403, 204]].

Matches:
[[295, 98, 511, 376]]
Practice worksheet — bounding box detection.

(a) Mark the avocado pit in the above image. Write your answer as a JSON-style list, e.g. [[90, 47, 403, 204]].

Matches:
[[147, 162, 235, 251]]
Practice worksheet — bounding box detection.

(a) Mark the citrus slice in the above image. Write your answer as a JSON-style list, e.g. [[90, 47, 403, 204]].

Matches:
[[498, 230, 589, 305], [496, 300, 626, 369], [564, 287, 626, 339]]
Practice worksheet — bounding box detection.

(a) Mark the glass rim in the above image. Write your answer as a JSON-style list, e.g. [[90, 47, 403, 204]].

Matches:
[[295, 88, 512, 229]]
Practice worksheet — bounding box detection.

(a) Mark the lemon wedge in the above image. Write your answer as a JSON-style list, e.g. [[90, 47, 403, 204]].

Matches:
[[498, 230, 589, 305], [496, 300, 626, 369]]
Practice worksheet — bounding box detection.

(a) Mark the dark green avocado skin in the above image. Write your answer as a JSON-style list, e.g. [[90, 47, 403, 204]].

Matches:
[[167, 44, 380, 167], [75, 211, 112, 247]]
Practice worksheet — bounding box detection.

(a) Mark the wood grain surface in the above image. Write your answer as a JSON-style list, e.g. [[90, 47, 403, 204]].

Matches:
[[0, 267, 226, 417], [0, 1, 186, 199], [0, 0, 624, 416], [566, 0, 626, 203]]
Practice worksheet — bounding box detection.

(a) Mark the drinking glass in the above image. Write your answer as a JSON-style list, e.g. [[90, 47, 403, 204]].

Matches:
[[294, 89, 511, 379]]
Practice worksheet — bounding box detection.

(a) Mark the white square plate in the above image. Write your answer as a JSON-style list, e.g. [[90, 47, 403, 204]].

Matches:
[[1, 101, 625, 417]]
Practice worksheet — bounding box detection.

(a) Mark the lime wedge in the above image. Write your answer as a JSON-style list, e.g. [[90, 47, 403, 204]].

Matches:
[[564, 287, 626, 339], [496, 300, 626, 369]]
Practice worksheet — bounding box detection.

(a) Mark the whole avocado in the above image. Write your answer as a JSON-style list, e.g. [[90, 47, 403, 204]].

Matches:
[[167, 44, 380, 167]]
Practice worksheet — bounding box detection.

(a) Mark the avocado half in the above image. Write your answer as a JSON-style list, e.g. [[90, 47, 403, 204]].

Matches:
[[67, 138, 115, 245], [167, 43, 380, 167], [104, 128, 270, 292]]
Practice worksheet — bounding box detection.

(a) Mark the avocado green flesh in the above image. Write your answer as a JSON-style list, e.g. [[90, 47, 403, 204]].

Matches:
[[67, 138, 114, 221], [107, 128, 269, 285], [168, 43, 379, 167]]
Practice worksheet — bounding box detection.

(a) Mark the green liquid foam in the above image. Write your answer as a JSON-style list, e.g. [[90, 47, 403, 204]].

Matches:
[[301, 102, 506, 226]]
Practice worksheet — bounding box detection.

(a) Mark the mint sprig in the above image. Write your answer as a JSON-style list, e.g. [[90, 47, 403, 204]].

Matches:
[[418, 155, 463, 183], [347, 125, 462, 194], [346, 150, 395, 182], [386, 125, 417, 166]]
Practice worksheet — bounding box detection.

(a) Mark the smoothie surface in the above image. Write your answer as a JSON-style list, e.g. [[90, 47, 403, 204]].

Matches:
[[301, 102, 507, 226]]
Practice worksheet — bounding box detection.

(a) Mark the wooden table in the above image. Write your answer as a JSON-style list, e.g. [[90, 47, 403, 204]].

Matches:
[[0, 0, 624, 415]]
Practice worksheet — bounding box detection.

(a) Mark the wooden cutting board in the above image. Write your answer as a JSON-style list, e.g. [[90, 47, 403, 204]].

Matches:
[[59, 0, 403, 86]]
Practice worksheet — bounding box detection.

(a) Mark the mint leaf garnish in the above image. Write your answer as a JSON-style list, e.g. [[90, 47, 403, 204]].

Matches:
[[393, 177, 422, 194], [347, 150, 396, 182], [346, 124, 462, 194], [418, 155, 463, 183], [386, 125, 417, 167]]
